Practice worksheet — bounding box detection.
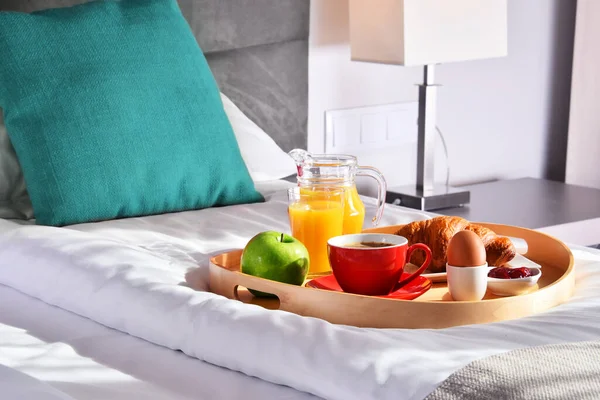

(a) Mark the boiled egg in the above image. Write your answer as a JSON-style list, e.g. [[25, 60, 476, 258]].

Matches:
[[446, 230, 486, 267]]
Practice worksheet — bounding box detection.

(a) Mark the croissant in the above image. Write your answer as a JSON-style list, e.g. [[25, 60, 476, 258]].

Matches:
[[395, 216, 516, 273]]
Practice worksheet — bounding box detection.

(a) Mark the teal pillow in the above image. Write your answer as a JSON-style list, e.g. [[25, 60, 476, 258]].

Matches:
[[0, 0, 263, 226]]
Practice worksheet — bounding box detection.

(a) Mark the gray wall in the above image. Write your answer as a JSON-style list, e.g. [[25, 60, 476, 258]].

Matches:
[[566, 0, 600, 189], [309, 0, 578, 192]]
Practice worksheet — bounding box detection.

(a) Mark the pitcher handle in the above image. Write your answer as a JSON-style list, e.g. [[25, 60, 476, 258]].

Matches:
[[356, 166, 387, 226]]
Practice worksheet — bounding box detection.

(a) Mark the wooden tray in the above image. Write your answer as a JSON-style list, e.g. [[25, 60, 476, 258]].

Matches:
[[208, 223, 575, 329]]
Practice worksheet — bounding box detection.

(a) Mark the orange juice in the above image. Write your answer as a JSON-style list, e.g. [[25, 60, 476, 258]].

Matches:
[[342, 185, 366, 234], [299, 185, 365, 235], [288, 200, 344, 275]]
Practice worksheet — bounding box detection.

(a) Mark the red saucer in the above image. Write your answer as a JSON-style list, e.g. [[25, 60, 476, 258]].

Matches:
[[306, 273, 432, 300]]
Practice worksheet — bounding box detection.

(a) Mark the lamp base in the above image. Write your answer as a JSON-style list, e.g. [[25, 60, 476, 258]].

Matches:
[[386, 184, 470, 211]]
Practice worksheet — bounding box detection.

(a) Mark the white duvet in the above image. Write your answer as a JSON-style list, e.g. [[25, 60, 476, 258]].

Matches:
[[1, 185, 600, 400]]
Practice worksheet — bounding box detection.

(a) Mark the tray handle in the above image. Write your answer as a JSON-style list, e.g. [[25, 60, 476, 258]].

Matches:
[[231, 285, 281, 309], [223, 270, 292, 306]]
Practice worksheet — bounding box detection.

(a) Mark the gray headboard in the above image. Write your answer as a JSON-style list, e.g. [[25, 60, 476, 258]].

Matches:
[[0, 0, 310, 152]]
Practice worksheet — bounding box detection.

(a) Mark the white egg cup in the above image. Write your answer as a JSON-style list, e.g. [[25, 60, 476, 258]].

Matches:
[[446, 262, 489, 301]]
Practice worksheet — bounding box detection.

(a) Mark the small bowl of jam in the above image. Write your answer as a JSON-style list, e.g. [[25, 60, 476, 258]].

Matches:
[[487, 266, 542, 296]]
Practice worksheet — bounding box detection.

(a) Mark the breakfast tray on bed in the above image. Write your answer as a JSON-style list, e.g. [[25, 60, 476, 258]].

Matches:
[[208, 223, 575, 329]]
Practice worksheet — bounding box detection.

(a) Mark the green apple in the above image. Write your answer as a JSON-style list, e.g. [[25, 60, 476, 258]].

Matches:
[[241, 231, 310, 298]]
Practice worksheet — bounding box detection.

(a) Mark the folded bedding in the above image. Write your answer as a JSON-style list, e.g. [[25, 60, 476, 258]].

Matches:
[[426, 340, 600, 400], [0, 189, 600, 400]]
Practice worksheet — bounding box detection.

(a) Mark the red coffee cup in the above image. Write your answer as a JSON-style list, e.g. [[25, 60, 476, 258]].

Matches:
[[327, 233, 432, 296]]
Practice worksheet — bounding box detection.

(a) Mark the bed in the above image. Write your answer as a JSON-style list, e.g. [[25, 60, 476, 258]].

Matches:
[[1, 1, 600, 400]]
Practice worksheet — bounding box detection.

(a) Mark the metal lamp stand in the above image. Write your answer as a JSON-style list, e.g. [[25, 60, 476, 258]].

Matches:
[[386, 65, 470, 211]]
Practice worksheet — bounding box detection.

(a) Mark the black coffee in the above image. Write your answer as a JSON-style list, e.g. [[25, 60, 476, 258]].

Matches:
[[345, 241, 394, 248]]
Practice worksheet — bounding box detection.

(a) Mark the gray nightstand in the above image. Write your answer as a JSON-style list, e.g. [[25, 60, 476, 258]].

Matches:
[[399, 178, 600, 247]]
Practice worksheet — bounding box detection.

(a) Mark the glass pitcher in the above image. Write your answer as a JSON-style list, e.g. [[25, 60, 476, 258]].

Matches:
[[288, 149, 387, 234]]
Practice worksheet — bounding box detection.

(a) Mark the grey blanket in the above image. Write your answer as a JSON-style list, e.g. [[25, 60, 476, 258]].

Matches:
[[426, 341, 600, 400]]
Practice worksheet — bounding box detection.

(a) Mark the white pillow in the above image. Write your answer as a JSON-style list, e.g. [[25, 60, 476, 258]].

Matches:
[[220, 93, 297, 182]]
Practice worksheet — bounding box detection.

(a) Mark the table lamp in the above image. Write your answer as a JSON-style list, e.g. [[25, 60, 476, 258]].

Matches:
[[349, 0, 508, 210]]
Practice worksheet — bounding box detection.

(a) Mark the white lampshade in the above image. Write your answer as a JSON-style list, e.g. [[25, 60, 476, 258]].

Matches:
[[349, 0, 508, 66]]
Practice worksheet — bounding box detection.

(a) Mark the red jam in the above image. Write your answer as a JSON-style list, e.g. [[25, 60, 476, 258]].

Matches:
[[488, 266, 532, 279]]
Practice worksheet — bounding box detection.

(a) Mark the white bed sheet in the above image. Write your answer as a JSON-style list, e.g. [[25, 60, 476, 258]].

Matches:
[[1, 180, 599, 400], [0, 361, 75, 400]]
